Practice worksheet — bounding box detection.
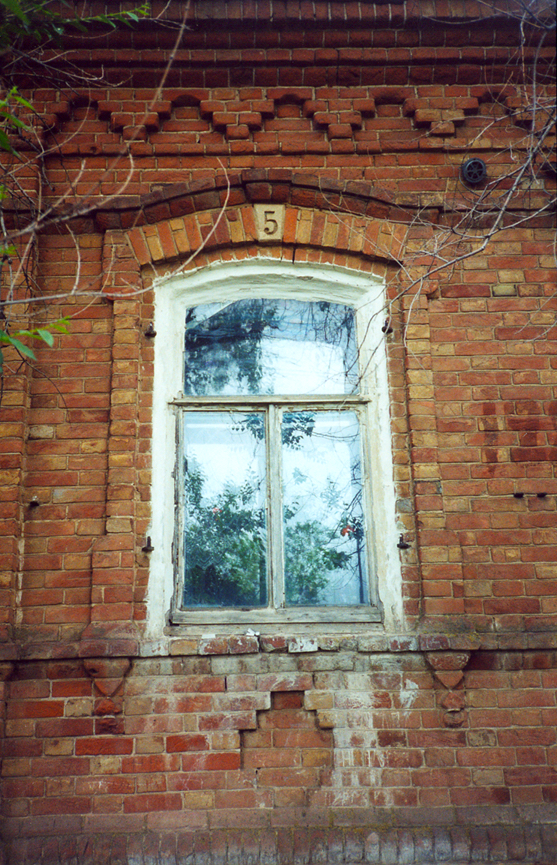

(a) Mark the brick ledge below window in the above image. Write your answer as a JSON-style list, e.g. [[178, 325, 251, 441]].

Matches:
[[1, 623, 556, 662]]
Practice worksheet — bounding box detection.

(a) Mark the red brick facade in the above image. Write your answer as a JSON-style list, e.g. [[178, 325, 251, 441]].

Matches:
[[0, 1, 556, 862]]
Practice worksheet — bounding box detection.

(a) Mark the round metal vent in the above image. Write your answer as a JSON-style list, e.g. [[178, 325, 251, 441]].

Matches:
[[461, 158, 487, 185]]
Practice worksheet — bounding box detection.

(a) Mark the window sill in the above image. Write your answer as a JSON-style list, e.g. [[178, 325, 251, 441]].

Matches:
[[169, 606, 383, 627]]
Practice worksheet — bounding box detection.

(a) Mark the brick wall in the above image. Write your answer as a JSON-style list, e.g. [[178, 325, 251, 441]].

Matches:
[[0, 1, 555, 862]]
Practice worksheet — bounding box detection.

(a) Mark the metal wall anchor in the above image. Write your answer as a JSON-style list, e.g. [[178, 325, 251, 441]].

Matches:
[[142, 536, 155, 552]]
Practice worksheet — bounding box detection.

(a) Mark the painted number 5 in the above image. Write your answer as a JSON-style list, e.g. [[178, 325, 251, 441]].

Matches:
[[263, 211, 278, 235], [254, 204, 285, 242]]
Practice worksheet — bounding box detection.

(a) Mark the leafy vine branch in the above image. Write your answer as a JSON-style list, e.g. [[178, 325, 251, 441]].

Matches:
[[0, 0, 190, 389]]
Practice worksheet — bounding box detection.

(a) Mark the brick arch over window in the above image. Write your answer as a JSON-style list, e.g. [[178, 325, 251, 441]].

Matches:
[[92, 171, 408, 273]]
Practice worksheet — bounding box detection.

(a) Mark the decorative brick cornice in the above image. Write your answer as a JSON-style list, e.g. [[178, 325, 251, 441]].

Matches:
[[35, 84, 554, 157]]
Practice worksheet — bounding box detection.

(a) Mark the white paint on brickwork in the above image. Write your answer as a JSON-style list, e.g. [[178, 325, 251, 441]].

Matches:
[[334, 728, 379, 749], [147, 258, 402, 637], [327, 661, 419, 804], [399, 677, 419, 708], [288, 636, 318, 653]]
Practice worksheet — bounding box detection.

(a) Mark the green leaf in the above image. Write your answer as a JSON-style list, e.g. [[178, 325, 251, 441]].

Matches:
[[5, 336, 36, 359], [1, 113, 30, 130], [0, 130, 14, 154], [98, 15, 116, 28], [36, 328, 54, 346], [13, 94, 33, 111], [0, 0, 28, 23]]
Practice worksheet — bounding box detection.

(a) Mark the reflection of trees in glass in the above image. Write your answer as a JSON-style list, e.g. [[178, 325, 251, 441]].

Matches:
[[185, 299, 358, 396], [233, 411, 316, 448], [284, 478, 366, 606], [284, 516, 349, 605], [337, 513, 366, 605], [185, 300, 279, 395], [282, 410, 368, 606], [184, 467, 355, 609], [182, 298, 367, 609], [282, 411, 315, 448], [184, 467, 267, 607]]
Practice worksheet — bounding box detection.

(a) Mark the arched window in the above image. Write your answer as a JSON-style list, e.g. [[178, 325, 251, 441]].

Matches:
[[147, 261, 401, 633]]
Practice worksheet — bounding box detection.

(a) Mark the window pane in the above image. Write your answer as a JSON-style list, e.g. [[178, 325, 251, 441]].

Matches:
[[182, 412, 267, 608], [282, 411, 369, 606], [185, 299, 358, 396]]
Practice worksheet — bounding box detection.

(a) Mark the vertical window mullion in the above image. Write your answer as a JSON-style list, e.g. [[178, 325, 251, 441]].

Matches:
[[267, 403, 285, 608]]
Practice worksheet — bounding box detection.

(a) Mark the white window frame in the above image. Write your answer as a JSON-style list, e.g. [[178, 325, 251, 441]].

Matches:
[[146, 260, 403, 636]]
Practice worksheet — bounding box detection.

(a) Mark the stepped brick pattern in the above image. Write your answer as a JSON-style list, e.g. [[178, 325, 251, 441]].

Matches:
[[0, 1, 555, 862]]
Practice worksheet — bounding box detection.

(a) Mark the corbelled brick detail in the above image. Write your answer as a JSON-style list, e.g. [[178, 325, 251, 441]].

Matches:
[[426, 651, 472, 728]]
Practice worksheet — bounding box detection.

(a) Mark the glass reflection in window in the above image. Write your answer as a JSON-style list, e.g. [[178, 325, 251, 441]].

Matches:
[[185, 299, 358, 396]]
